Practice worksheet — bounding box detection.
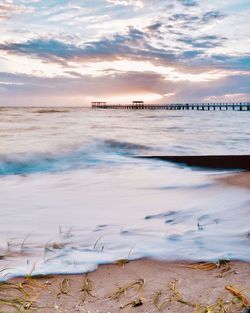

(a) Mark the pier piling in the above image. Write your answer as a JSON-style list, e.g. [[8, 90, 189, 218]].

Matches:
[[92, 102, 250, 111]]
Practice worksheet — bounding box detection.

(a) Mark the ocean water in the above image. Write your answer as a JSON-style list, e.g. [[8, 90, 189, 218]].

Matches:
[[0, 107, 250, 279]]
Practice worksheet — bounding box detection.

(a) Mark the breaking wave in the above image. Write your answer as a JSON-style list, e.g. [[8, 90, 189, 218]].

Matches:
[[0, 139, 150, 176]]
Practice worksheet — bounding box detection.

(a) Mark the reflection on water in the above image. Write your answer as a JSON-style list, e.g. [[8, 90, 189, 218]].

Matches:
[[0, 107, 249, 278]]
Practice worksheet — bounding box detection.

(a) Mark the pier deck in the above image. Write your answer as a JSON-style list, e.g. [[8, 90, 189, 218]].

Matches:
[[92, 102, 250, 111]]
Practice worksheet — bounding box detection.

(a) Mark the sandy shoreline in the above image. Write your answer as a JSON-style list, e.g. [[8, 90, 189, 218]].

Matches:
[[220, 171, 250, 189], [1, 259, 250, 312], [1, 172, 250, 312]]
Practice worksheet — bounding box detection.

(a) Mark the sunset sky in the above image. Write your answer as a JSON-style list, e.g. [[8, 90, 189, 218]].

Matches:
[[0, 0, 249, 106]]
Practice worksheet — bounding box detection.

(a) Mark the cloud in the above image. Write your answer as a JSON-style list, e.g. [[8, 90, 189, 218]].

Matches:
[[0, 1, 33, 20], [178, 35, 227, 49], [0, 70, 167, 105], [0, 27, 178, 65], [200, 54, 250, 71], [0, 0, 249, 106], [106, 0, 144, 8], [107, 0, 199, 8], [178, 0, 198, 6], [0, 0, 235, 71], [204, 93, 250, 102], [1, 24, 248, 73], [146, 22, 163, 32], [169, 10, 226, 25], [0, 39, 85, 64], [201, 10, 226, 23], [166, 74, 250, 102], [0, 70, 249, 106]]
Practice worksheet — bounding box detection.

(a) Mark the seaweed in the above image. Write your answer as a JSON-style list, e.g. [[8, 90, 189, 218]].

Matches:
[[57, 278, 70, 297], [109, 278, 145, 300], [80, 277, 96, 302], [225, 285, 249, 308], [120, 298, 144, 310]]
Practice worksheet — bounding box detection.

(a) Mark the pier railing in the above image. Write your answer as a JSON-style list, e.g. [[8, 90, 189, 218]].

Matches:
[[92, 102, 250, 111]]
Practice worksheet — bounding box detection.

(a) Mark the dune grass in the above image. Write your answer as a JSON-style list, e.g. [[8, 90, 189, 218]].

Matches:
[[80, 276, 95, 303], [0, 258, 250, 312], [57, 278, 70, 297], [0, 276, 47, 313], [109, 278, 145, 300]]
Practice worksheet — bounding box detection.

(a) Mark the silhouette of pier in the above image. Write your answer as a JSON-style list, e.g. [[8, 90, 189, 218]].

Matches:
[[92, 101, 250, 111]]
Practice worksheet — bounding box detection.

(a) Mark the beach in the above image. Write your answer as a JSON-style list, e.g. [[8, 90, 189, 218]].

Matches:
[[1, 258, 250, 313], [1, 173, 250, 312], [221, 172, 250, 189], [1, 108, 250, 312], [1, 0, 250, 310]]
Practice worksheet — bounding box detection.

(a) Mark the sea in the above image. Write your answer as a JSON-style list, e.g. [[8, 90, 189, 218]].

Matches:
[[0, 107, 249, 279]]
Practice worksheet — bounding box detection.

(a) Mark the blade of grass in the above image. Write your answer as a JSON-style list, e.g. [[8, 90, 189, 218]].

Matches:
[[109, 278, 145, 300]]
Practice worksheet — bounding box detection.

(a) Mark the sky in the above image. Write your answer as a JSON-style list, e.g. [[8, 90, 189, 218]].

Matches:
[[0, 0, 250, 106]]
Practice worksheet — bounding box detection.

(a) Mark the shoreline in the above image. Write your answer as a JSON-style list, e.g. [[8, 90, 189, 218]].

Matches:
[[1, 171, 250, 312], [220, 171, 250, 189], [1, 259, 250, 312]]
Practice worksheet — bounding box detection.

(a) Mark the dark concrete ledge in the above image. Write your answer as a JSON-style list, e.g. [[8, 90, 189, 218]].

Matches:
[[137, 155, 250, 170]]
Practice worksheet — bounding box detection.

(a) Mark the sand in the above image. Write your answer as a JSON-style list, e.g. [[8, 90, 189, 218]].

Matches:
[[220, 171, 250, 189], [1, 259, 250, 313]]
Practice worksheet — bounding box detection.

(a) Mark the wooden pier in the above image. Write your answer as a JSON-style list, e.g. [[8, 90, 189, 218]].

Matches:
[[92, 102, 250, 111]]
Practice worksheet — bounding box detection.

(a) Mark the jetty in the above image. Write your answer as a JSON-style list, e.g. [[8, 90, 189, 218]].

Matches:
[[137, 155, 250, 170], [92, 101, 250, 111]]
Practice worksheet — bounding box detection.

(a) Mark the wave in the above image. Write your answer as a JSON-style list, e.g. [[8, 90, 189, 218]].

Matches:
[[0, 139, 150, 176], [34, 109, 70, 114], [101, 139, 149, 152]]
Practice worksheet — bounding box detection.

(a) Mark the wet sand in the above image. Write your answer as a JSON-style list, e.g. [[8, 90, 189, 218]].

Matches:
[[1, 259, 250, 312], [221, 171, 250, 189]]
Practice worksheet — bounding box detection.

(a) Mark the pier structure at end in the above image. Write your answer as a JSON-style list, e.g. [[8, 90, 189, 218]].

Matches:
[[91, 101, 107, 108]]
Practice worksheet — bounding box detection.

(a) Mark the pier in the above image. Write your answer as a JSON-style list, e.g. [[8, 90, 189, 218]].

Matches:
[[92, 101, 250, 111]]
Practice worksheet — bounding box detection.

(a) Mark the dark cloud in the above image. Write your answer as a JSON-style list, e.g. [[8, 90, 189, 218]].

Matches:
[[146, 22, 163, 32], [170, 13, 199, 22], [0, 27, 178, 65], [167, 9, 226, 33], [178, 35, 226, 48], [181, 50, 203, 58], [64, 71, 85, 77], [0, 26, 147, 62], [202, 10, 226, 23], [169, 10, 225, 25], [178, 0, 198, 7], [209, 55, 250, 71], [0, 39, 84, 64], [0, 25, 249, 73]]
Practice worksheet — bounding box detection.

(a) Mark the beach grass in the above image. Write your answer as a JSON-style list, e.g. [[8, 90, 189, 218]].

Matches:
[[0, 259, 250, 312]]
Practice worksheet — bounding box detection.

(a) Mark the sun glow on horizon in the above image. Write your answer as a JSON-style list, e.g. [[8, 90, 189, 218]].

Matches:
[[90, 92, 163, 104]]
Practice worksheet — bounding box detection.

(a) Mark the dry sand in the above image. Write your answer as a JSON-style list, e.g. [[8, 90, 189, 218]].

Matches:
[[1, 259, 250, 313]]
